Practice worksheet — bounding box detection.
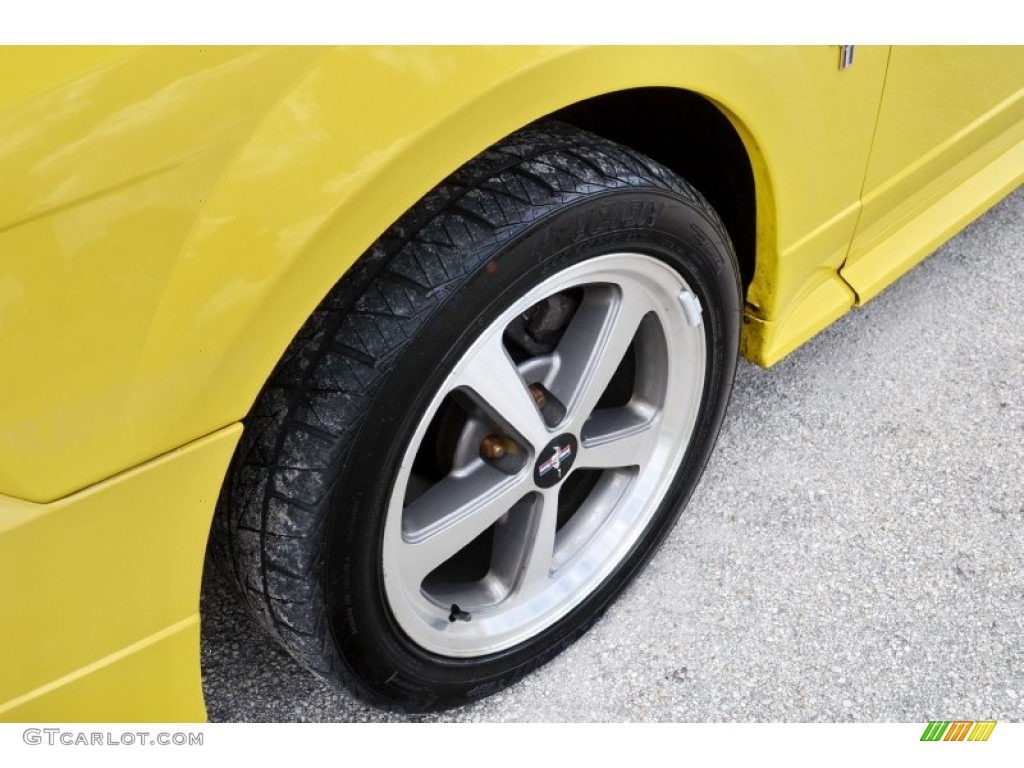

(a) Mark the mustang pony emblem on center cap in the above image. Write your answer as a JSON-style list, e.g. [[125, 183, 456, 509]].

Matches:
[[534, 434, 579, 488], [538, 444, 572, 478]]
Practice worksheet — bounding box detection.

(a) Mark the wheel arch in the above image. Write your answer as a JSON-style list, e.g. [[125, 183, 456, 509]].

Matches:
[[141, 47, 779, 477]]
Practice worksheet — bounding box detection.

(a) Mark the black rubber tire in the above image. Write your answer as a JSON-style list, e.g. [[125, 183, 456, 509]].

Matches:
[[211, 120, 742, 711]]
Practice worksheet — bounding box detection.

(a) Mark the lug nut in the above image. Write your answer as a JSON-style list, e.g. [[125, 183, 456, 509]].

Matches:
[[529, 384, 547, 409], [480, 435, 506, 460]]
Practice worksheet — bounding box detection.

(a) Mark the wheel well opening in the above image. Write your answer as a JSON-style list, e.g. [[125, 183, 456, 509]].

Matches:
[[550, 87, 756, 292]]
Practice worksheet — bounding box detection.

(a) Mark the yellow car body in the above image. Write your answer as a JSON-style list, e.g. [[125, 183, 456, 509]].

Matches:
[[0, 45, 1021, 721]]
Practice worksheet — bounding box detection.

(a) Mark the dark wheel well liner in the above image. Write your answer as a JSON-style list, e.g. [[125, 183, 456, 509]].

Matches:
[[551, 87, 756, 292]]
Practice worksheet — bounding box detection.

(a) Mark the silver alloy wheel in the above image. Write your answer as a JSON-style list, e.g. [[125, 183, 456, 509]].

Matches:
[[382, 253, 707, 657]]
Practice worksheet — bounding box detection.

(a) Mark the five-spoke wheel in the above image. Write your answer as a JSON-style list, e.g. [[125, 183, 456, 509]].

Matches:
[[384, 254, 707, 655]]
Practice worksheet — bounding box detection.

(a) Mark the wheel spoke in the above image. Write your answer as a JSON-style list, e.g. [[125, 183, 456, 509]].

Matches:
[[516, 489, 560, 591], [548, 283, 648, 431], [452, 334, 549, 451], [402, 465, 531, 583], [578, 408, 658, 469]]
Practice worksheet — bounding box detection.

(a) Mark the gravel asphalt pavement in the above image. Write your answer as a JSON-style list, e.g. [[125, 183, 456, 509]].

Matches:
[[201, 187, 1023, 722]]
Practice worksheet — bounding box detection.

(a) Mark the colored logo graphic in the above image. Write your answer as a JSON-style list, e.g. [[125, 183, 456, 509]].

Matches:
[[539, 444, 572, 479], [533, 434, 578, 488], [920, 721, 997, 742]]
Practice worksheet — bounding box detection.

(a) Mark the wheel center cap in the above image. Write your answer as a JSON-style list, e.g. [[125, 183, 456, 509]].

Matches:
[[534, 434, 579, 488]]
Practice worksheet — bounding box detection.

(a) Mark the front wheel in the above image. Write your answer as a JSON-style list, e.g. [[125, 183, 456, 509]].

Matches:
[[213, 121, 742, 710]]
